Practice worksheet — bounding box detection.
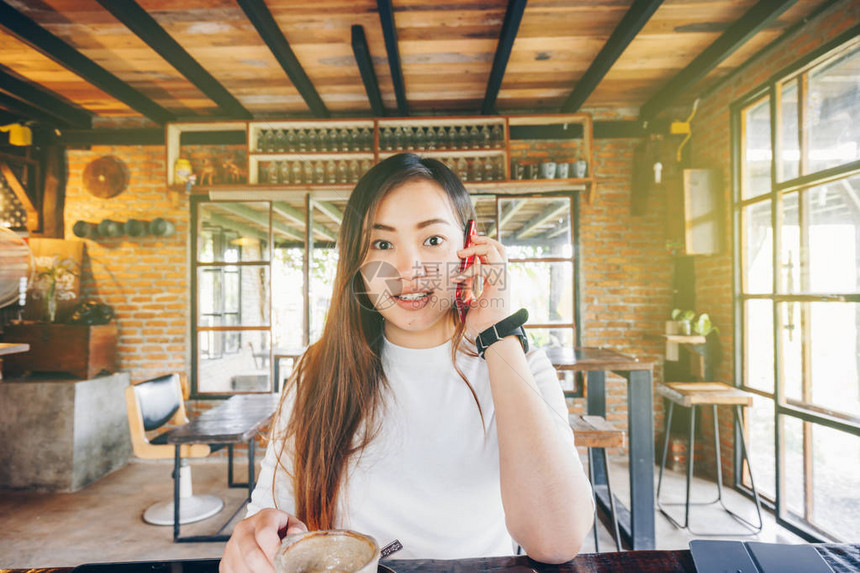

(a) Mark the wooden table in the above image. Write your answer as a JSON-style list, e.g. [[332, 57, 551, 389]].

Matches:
[[167, 393, 280, 543], [0, 342, 29, 381], [6, 544, 859, 572], [544, 347, 656, 551]]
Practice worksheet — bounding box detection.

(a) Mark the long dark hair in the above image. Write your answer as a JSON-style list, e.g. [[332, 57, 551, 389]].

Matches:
[[273, 153, 482, 530]]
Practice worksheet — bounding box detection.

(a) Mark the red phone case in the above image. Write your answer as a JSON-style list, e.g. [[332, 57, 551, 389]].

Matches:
[[456, 220, 477, 321]]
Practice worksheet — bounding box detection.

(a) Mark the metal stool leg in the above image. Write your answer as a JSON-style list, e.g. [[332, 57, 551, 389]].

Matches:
[[602, 448, 622, 551], [657, 401, 675, 502], [684, 405, 697, 528]]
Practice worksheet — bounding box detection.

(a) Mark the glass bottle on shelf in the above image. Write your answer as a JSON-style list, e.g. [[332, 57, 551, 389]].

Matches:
[[327, 127, 339, 152], [326, 159, 337, 184], [314, 161, 325, 183], [457, 126, 469, 149], [403, 126, 413, 149], [360, 159, 372, 176], [319, 128, 330, 151], [285, 128, 297, 152], [337, 160, 348, 183], [447, 126, 457, 149], [380, 127, 392, 151], [348, 159, 359, 182], [414, 126, 425, 150], [469, 125, 480, 149], [360, 127, 373, 151], [339, 128, 350, 151], [484, 156, 494, 181], [292, 161, 302, 184], [308, 128, 318, 152], [274, 128, 286, 152], [297, 128, 308, 152], [349, 128, 360, 151], [264, 129, 275, 152], [425, 126, 436, 150], [471, 157, 483, 182], [491, 124, 503, 146], [303, 161, 314, 184], [456, 157, 469, 181], [480, 125, 491, 149], [256, 129, 266, 152], [393, 127, 403, 150], [280, 160, 290, 184], [268, 161, 280, 184], [495, 156, 505, 180]]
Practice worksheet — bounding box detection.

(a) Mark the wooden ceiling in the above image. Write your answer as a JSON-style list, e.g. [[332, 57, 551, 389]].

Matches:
[[0, 0, 838, 129]]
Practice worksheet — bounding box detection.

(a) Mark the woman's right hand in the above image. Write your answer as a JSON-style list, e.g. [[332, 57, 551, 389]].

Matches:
[[220, 508, 308, 573]]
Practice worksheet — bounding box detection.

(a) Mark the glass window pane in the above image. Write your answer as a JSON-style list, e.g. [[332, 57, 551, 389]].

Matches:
[[744, 299, 774, 393], [198, 202, 271, 262], [746, 394, 776, 501], [780, 301, 803, 403], [471, 194, 497, 238], [780, 81, 800, 181], [809, 302, 860, 418], [808, 175, 860, 294], [780, 192, 801, 294], [273, 245, 305, 351], [198, 330, 270, 393], [742, 200, 773, 293], [782, 415, 805, 518], [808, 44, 860, 174], [198, 266, 270, 327], [499, 197, 572, 259], [309, 200, 341, 344], [508, 261, 573, 324], [526, 327, 574, 350], [742, 97, 772, 200], [811, 425, 860, 540]]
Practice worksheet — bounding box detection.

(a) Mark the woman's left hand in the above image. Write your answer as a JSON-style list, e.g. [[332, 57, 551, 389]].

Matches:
[[454, 234, 511, 335]]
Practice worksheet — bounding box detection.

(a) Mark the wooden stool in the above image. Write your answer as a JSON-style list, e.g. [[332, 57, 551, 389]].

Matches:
[[570, 412, 625, 552], [656, 382, 763, 535]]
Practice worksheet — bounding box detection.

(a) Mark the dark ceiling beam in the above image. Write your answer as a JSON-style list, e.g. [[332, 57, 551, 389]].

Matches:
[[0, 91, 76, 127], [0, 66, 92, 129], [93, 0, 251, 119], [236, 0, 328, 118], [351, 25, 385, 117], [639, 0, 798, 122], [377, 0, 408, 116], [481, 0, 527, 115], [0, 0, 174, 124], [561, 0, 663, 113]]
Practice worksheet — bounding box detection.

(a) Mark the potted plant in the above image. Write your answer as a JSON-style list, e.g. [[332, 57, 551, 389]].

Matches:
[[692, 312, 720, 337], [32, 256, 79, 323], [667, 308, 696, 336]]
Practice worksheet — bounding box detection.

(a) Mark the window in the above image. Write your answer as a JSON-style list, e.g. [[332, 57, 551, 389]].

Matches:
[[734, 36, 860, 541], [192, 191, 580, 397]]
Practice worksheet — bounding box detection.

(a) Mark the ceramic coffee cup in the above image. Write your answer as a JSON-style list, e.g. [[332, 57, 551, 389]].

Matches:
[[540, 161, 556, 179], [274, 529, 380, 573], [556, 162, 569, 179], [573, 159, 588, 178]]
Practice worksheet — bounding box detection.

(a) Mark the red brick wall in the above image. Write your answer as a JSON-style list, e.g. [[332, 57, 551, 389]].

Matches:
[[691, 0, 860, 482], [65, 146, 190, 384]]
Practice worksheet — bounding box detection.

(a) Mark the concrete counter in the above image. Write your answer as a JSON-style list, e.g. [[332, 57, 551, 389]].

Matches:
[[0, 373, 132, 492]]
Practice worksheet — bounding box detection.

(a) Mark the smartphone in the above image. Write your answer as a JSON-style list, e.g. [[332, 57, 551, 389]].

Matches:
[[455, 219, 477, 322]]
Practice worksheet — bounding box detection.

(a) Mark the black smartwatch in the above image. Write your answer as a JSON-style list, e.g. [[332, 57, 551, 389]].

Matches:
[[476, 308, 529, 359]]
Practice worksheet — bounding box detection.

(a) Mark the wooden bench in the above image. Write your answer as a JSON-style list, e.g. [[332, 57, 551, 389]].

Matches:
[[569, 411, 624, 552]]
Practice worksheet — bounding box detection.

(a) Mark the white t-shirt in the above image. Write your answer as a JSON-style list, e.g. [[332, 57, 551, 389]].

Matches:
[[246, 335, 580, 559]]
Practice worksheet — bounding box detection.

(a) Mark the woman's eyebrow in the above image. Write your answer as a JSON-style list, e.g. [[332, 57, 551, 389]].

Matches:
[[372, 218, 453, 232]]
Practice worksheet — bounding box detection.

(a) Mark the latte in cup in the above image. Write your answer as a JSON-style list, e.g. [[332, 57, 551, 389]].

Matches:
[[274, 529, 380, 573]]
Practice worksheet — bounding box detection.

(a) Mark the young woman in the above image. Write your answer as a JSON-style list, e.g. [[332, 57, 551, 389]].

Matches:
[[220, 153, 594, 573]]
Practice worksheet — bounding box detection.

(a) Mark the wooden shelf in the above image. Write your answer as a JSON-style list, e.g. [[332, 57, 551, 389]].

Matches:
[[663, 334, 707, 344]]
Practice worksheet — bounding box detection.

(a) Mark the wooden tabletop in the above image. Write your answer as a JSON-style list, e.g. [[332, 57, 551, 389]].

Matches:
[[167, 393, 280, 445], [4, 544, 859, 572], [0, 343, 29, 357], [544, 346, 654, 372]]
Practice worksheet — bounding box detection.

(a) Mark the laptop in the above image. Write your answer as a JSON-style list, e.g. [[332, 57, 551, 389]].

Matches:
[[690, 540, 834, 573]]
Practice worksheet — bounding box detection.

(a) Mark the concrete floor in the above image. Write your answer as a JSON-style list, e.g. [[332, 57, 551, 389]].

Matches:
[[0, 457, 803, 569]]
